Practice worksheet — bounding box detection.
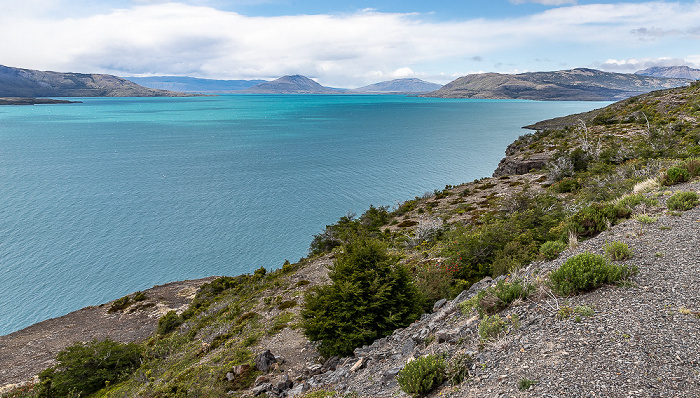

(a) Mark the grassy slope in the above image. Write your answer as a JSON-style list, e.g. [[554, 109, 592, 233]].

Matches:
[[4, 82, 700, 398]]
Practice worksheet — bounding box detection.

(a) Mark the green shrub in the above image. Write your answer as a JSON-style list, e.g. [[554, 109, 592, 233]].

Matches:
[[552, 177, 580, 193], [301, 238, 424, 357], [446, 353, 472, 385], [278, 300, 297, 310], [36, 339, 141, 398], [132, 291, 147, 302], [518, 378, 539, 391], [661, 166, 690, 186], [604, 241, 632, 261], [108, 295, 131, 313], [396, 355, 446, 397], [478, 314, 507, 342], [549, 253, 636, 296], [557, 305, 595, 319], [469, 280, 534, 317], [666, 191, 699, 211], [413, 262, 453, 312], [681, 158, 700, 177], [540, 240, 567, 260], [157, 310, 183, 335], [633, 214, 657, 224]]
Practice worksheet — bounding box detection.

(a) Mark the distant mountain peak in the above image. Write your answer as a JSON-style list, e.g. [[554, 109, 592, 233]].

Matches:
[[243, 75, 343, 94], [635, 66, 700, 80], [353, 78, 442, 93]]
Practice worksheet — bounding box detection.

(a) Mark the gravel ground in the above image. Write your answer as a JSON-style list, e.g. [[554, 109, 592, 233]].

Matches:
[[443, 181, 700, 398]]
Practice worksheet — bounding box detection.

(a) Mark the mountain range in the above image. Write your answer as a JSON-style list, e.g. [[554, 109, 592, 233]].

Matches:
[[1, 64, 696, 101], [351, 78, 442, 94], [635, 65, 700, 80], [422, 68, 692, 101], [0, 65, 192, 98], [125, 76, 266, 93]]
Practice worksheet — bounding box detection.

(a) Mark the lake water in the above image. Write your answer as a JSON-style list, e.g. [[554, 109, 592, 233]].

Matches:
[[0, 95, 608, 335]]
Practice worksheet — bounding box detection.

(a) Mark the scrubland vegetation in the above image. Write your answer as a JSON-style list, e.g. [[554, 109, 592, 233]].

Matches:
[[5, 83, 700, 398]]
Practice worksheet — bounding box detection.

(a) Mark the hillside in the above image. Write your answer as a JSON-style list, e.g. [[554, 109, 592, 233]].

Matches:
[[124, 76, 266, 92], [352, 78, 442, 94], [636, 65, 700, 80], [423, 68, 691, 101], [0, 65, 194, 97], [2, 84, 700, 398], [243, 75, 344, 94]]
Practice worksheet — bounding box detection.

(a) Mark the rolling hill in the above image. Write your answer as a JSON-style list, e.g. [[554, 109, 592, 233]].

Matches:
[[423, 68, 691, 101]]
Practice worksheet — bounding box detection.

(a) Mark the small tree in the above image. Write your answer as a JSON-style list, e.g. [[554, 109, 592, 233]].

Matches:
[[37, 339, 142, 397], [301, 237, 424, 357]]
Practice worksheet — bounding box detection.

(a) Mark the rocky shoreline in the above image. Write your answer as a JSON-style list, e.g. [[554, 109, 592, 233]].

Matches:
[[0, 277, 216, 392], [0, 98, 81, 105]]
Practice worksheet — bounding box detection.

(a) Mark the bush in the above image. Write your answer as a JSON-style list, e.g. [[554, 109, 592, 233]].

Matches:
[[518, 378, 539, 391], [37, 339, 141, 398], [396, 355, 446, 397], [604, 241, 632, 261], [549, 253, 636, 296], [666, 191, 699, 211], [478, 314, 507, 342], [301, 238, 424, 357], [540, 240, 567, 260], [157, 310, 183, 335], [465, 280, 534, 317], [108, 295, 132, 313], [552, 177, 580, 193], [661, 166, 690, 186]]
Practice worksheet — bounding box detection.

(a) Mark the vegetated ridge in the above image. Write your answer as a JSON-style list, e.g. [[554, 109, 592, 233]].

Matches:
[[423, 68, 692, 101], [635, 65, 700, 80], [2, 83, 700, 398], [0, 65, 195, 98], [123, 76, 267, 93]]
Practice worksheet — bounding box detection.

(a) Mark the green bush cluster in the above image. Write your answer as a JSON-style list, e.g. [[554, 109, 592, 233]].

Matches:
[[478, 314, 507, 342], [662, 166, 689, 186], [462, 279, 534, 317], [604, 241, 633, 261], [443, 194, 564, 283], [301, 238, 423, 357], [36, 339, 142, 398], [666, 191, 699, 211], [157, 310, 183, 335], [549, 253, 637, 296], [661, 158, 700, 185], [540, 240, 567, 260], [396, 354, 446, 397], [308, 205, 392, 255]]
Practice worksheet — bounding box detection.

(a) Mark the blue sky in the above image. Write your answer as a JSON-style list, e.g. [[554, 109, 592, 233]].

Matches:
[[1, 0, 699, 87]]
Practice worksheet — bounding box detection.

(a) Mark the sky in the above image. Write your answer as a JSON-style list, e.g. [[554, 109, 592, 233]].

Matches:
[[0, 0, 699, 87]]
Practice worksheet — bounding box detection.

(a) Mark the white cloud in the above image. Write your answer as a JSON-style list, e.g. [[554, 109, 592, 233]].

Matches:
[[1, 2, 700, 87], [597, 57, 699, 72]]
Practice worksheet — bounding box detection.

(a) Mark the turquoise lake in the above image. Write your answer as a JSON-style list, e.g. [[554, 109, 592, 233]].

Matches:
[[0, 95, 609, 335]]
